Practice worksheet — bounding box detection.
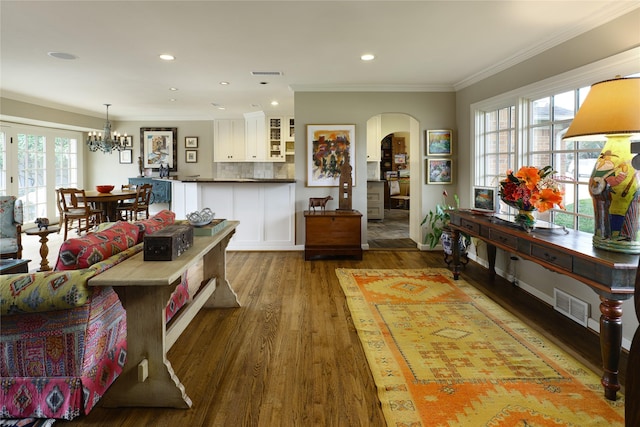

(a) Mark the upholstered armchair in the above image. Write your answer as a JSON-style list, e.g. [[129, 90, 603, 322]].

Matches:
[[0, 195, 23, 259]]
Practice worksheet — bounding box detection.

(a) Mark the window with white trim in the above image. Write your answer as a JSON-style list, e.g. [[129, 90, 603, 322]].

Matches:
[[473, 49, 639, 233]]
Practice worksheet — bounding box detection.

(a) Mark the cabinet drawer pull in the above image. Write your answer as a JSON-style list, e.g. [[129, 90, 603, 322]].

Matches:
[[465, 224, 474, 231], [543, 253, 557, 262]]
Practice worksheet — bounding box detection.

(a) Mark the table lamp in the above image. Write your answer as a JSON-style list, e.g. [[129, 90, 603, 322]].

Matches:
[[564, 77, 640, 254]]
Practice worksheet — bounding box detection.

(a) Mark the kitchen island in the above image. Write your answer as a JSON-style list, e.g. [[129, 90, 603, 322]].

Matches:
[[170, 178, 296, 250]]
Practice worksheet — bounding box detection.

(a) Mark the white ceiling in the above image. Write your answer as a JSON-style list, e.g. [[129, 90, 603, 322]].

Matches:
[[1, 1, 638, 121]]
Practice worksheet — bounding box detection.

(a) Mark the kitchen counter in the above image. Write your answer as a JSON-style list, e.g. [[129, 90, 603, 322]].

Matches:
[[171, 177, 295, 183], [170, 179, 296, 250]]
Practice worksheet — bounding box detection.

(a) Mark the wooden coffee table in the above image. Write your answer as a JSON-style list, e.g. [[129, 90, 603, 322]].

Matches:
[[0, 258, 30, 275]]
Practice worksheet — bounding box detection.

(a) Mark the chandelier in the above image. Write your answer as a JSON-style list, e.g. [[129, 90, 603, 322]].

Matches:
[[86, 104, 127, 153]]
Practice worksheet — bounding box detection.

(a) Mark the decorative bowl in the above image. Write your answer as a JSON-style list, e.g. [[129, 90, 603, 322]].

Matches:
[[96, 185, 115, 193], [186, 208, 215, 227]]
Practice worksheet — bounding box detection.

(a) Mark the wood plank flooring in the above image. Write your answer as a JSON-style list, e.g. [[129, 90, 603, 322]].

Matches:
[[49, 250, 625, 426]]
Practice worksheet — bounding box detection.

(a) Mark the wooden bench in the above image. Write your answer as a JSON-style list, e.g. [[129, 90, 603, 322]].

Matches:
[[89, 221, 240, 408]]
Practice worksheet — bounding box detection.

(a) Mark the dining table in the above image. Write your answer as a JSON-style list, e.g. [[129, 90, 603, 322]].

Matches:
[[83, 189, 138, 222]]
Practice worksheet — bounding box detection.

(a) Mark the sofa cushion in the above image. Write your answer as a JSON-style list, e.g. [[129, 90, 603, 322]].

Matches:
[[1, 244, 143, 315], [55, 221, 139, 271], [134, 209, 175, 243]]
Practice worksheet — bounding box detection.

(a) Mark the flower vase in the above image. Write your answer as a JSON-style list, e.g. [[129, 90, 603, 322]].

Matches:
[[515, 209, 536, 232]]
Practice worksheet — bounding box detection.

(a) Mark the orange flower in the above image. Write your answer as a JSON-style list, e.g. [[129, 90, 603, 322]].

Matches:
[[530, 188, 564, 212], [515, 166, 541, 190]]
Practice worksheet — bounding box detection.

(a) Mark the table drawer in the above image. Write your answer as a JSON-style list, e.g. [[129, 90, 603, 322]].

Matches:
[[459, 218, 480, 235], [488, 229, 518, 249], [530, 245, 572, 271]]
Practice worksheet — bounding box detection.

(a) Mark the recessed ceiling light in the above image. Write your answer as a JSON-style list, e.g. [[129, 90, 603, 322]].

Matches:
[[211, 103, 226, 110], [271, 101, 279, 106], [159, 54, 175, 61], [169, 87, 178, 91], [259, 81, 268, 85], [170, 98, 177, 102], [48, 52, 77, 60], [219, 81, 230, 85], [360, 53, 375, 61]]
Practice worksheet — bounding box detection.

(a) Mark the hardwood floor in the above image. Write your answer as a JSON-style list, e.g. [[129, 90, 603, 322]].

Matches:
[[53, 249, 626, 426]]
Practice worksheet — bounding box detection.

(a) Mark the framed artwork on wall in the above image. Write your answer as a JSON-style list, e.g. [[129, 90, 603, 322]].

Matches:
[[427, 158, 453, 184], [122, 135, 133, 148], [140, 127, 178, 172], [473, 186, 496, 212], [186, 150, 197, 163], [306, 124, 355, 187], [185, 136, 198, 148], [119, 149, 133, 164], [426, 129, 453, 156]]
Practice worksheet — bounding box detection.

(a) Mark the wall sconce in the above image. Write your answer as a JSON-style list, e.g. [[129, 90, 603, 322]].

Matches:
[[563, 77, 640, 253]]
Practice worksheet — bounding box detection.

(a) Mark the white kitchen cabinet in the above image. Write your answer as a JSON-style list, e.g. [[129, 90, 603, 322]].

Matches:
[[244, 111, 267, 161], [213, 119, 245, 162], [366, 114, 382, 161], [267, 117, 284, 161]]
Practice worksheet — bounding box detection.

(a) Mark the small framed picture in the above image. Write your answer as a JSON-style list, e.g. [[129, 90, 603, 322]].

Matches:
[[122, 135, 133, 148], [185, 136, 198, 148], [473, 186, 496, 212], [427, 158, 453, 184], [119, 149, 133, 164], [426, 129, 453, 156], [186, 150, 198, 163]]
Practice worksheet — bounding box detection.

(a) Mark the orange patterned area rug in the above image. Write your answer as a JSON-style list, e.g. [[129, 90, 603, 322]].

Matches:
[[336, 268, 625, 426]]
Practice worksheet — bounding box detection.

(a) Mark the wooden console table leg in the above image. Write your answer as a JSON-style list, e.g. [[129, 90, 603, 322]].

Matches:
[[451, 229, 461, 279], [487, 243, 497, 280], [104, 284, 192, 408], [599, 296, 623, 401], [204, 232, 240, 308]]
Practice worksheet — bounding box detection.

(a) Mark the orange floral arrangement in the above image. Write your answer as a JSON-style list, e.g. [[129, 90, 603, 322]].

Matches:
[[499, 166, 564, 212]]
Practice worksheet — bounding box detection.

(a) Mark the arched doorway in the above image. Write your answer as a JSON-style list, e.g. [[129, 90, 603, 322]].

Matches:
[[366, 114, 420, 248]]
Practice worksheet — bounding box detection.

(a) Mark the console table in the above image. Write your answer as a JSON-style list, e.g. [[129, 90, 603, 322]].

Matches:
[[448, 210, 637, 401], [89, 221, 239, 408], [304, 210, 362, 260]]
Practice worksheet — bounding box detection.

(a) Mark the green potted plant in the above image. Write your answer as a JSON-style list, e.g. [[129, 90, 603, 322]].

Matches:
[[421, 191, 471, 259]]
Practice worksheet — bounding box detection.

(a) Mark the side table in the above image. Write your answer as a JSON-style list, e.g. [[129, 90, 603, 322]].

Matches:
[[304, 210, 363, 260], [0, 259, 31, 275], [25, 226, 60, 272]]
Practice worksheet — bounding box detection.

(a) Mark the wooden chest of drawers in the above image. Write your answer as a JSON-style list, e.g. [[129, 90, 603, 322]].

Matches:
[[304, 210, 362, 260]]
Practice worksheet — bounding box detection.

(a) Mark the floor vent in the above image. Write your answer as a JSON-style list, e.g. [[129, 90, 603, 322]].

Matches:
[[554, 288, 589, 327]]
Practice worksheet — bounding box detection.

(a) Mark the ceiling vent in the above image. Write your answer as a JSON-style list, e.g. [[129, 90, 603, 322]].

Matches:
[[250, 71, 283, 76]]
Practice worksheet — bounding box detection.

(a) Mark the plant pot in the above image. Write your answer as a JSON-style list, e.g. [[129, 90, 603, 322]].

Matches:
[[440, 228, 469, 266]]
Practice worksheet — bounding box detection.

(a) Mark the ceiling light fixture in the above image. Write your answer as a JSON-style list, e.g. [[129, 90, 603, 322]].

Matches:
[[86, 104, 126, 154], [360, 53, 375, 61], [169, 87, 178, 91], [271, 100, 279, 106], [159, 54, 175, 61], [219, 81, 230, 85], [47, 51, 77, 60]]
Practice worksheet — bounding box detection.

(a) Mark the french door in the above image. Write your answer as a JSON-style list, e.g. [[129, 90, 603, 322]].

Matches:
[[0, 122, 82, 225]]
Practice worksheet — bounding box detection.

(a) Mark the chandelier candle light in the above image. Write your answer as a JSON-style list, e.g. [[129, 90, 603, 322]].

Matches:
[[86, 104, 127, 153], [563, 77, 640, 254], [499, 166, 564, 232]]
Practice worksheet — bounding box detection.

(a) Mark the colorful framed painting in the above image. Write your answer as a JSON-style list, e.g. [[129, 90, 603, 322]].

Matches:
[[185, 136, 198, 148], [119, 149, 133, 164], [307, 124, 355, 187], [140, 127, 178, 172], [426, 129, 453, 156], [186, 150, 197, 163], [427, 158, 453, 184], [473, 186, 496, 212]]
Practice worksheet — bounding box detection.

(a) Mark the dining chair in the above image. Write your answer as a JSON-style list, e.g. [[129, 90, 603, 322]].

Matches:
[[118, 184, 152, 221], [116, 184, 137, 219], [57, 188, 103, 240]]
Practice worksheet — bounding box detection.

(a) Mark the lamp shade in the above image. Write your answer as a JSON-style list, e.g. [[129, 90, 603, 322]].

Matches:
[[563, 77, 640, 140]]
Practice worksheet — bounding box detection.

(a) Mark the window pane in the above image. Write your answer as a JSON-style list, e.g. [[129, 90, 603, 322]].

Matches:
[[532, 97, 550, 124], [553, 91, 575, 121]]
